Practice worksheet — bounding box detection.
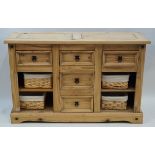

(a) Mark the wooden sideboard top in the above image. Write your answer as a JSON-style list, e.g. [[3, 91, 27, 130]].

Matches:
[[4, 32, 151, 44]]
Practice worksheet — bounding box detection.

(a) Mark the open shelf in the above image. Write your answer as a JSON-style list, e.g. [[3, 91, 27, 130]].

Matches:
[[101, 72, 136, 89], [18, 72, 53, 90]]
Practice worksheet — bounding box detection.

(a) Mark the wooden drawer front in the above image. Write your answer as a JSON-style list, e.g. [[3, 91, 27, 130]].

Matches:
[[60, 51, 94, 66], [103, 51, 139, 69], [16, 51, 52, 66], [60, 73, 94, 89], [61, 96, 93, 112]]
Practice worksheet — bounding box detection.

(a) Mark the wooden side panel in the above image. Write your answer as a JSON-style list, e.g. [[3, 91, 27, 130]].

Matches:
[[134, 45, 146, 112], [53, 45, 61, 112], [94, 45, 102, 112], [8, 45, 20, 111]]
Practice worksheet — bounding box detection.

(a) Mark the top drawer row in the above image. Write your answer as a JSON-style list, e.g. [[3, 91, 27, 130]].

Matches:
[[15, 44, 140, 68]]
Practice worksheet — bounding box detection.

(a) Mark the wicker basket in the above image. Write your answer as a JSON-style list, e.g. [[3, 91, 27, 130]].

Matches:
[[102, 96, 128, 110], [102, 75, 129, 89], [24, 74, 52, 88], [20, 94, 45, 110]]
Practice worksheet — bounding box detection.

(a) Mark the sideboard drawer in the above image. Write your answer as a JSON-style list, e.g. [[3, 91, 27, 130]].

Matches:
[[102, 51, 139, 70], [60, 73, 94, 89], [60, 51, 94, 66], [61, 96, 93, 112], [16, 51, 52, 66]]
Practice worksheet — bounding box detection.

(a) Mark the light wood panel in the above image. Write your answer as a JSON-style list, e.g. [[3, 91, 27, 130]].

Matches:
[[60, 88, 94, 96], [60, 66, 94, 73], [94, 45, 102, 112], [103, 44, 140, 51], [60, 44, 95, 50], [4, 32, 151, 44], [16, 44, 52, 50], [53, 45, 61, 112]]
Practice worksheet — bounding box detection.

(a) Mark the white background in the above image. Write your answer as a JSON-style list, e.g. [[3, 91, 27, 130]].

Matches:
[[0, 0, 155, 155]]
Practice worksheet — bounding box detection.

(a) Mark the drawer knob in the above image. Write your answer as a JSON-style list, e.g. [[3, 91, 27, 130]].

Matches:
[[75, 55, 80, 61], [75, 101, 79, 107], [74, 78, 80, 84], [32, 56, 37, 62], [118, 56, 123, 63]]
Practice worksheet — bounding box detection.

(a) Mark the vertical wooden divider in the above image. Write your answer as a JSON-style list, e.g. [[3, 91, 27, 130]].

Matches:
[[53, 45, 61, 112], [94, 45, 102, 112], [134, 45, 146, 112], [8, 44, 20, 111]]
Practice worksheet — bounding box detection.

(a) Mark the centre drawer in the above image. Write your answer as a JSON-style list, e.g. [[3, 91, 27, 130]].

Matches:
[[16, 51, 52, 66], [102, 51, 139, 71], [60, 51, 94, 66], [60, 73, 94, 89], [61, 96, 93, 112]]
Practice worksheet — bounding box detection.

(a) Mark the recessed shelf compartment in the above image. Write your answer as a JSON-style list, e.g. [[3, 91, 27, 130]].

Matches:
[[19, 92, 53, 110], [101, 92, 135, 111], [101, 72, 136, 91], [18, 72, 53, 90]]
